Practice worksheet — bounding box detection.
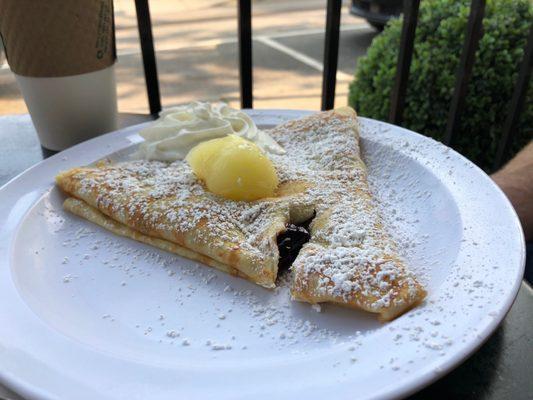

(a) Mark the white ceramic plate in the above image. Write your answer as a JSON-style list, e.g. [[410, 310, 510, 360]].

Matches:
[[0, 110, 524, 400]]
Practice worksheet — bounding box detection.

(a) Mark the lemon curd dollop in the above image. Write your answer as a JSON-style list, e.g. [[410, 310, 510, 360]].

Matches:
[[186, 135, 279, 201]]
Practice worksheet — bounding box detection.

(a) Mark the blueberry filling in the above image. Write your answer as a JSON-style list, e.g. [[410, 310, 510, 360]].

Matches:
[[277, 217, 313, 271]]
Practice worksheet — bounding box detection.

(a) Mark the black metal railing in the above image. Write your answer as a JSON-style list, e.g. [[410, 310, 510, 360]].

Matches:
[[388, 0, 420, 125], [238, 0, 253, 109], [134, 0, 531, 169], [321, 0, 342, 111], [134, 0, 161, 116], [493, 25, 533, 169], [443, 0, 486, 146]]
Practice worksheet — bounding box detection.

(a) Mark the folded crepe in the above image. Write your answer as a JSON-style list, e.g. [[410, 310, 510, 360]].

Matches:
[[56, 107, 426, 321]]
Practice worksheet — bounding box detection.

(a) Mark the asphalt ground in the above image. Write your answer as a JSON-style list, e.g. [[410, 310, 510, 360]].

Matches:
[[0, 0, 378, 115]]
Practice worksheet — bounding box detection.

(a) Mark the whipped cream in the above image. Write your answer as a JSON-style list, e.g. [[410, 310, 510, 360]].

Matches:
[[136, 101, 285, 162]]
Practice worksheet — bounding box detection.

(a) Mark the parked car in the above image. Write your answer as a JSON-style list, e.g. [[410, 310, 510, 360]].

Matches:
[[349, 0, 403, 30]]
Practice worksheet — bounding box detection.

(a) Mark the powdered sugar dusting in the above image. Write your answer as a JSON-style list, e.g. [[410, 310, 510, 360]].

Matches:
[[268, 113, 423, 313], [7, 110, 521, 393], [60, 111, 423, 315]]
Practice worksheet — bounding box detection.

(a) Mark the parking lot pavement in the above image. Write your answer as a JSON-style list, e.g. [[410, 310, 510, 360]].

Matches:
[[0, 0, 377, 115]]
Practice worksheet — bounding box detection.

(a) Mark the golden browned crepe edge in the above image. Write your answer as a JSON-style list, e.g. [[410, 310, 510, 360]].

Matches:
[[291, 270, 426, 321], [55, 168, 280, 289], [63, 197, 275, 289]]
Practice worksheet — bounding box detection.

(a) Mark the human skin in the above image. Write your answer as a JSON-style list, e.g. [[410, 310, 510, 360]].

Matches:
[[491, 141, 533, 241]]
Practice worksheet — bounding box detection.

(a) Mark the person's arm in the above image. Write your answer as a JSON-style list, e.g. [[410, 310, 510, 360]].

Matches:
[[491, 141, 533, 241]]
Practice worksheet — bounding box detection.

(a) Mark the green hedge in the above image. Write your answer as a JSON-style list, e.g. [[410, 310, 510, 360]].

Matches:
[[348, 0, 532, 171]]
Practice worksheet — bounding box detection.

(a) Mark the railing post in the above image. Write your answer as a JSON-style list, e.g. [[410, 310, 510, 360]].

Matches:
[[134, 0, 162, 116], [321, 0, 342, 111], [443, 0, 486, 146], [389, 0, 420, 125], [493, 25, 533, 170], [238, 0, 253, 109]]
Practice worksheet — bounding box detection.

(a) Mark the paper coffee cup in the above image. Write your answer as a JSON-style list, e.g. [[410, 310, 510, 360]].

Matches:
[[0, 0, 118, 151], [15, 66, 118, 150]]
